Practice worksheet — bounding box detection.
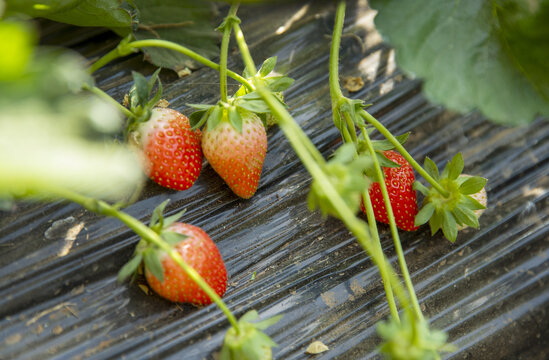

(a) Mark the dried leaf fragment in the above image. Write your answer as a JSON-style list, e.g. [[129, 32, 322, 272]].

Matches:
[[343, 76, 364, 92], [306, 340, 329, 354]]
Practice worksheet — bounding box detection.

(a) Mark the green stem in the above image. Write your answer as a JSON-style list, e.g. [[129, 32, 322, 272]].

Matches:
[[329, 0, 402, 322], [360, 110, 450, 198], [260, 82, 412, 314], [329, 1, 345, 102], [219, 5, 239, 103], [361, 190, 400, 322], [233, 7, 412, 317], [88, 46, 125, 74], [360, 126, 424, 321], [49, 188, 241, 334], [84, 84, 136, 120], [89, 39, 253, 92]]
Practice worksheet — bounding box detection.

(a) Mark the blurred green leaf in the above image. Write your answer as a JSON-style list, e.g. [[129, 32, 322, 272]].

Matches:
[[370, 0, 549, 125], [132, 0, 218, 71], [0, 38, 143, 202], [6, 0, 134, 30], [0, 21, 36, 81]]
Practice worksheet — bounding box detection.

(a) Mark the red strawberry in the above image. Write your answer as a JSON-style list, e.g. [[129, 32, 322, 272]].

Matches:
[[363, 150, 419, 231], [201, 111, 267, 199], [131, 108, 202, 191], [145, 222, 227, 305]]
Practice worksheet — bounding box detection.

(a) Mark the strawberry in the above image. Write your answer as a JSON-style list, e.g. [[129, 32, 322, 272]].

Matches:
[[363, 150, 419, 231], [201, 110, 267, 199], [144, 222, 227, 305], [131, 107, 202, 191], [118, 200, 227, 305]]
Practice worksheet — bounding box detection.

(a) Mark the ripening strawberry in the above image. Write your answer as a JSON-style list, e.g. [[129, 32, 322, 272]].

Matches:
[[201, 111, 267, 199], [363, 150, 419, 231], [145, 222, 227, 305], [131, 108, 202, 191]]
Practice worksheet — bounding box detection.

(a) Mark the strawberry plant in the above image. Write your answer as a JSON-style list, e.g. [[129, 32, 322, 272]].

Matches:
[[8, 0, 540, 359]]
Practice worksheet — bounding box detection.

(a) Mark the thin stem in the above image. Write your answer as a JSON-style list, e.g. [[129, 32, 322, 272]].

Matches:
[[252, 76, 412, 312], [329, 0, 401, 321], [360, 125, 424, 321], [49, 187, 241, 333], [233, 10, 412, 315], [88, 39, 253, 92], [329, 1, 345, 102], [88, 47, 124, 74], [360, 110, 450, 198], [361, 190, 400, 322], [84, 84, 136, 119], [219, 5, 239, 103]]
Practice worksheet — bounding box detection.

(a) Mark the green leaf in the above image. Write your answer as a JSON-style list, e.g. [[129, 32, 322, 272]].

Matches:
[[150, 199, 170, 229], [453, 206, 479, 229], [162, 231, 188, 246], [117, 253, 143, 283], [6, 0, 134, 30], [459, 176, 487, 195], [376, 153, 400, 168], [259, 56, 277, 77], [0, 47, 144, 202], [266, 76, 294, 92], [495, 0, 549, 102], [429, 211, 443, 236], [236, 99, 270, 114], [412, 181, 430, 196], [228, 107, 243, 133], [423, 157, 439, 181], [415, 202, 435, 226], [163, 209, 186, 228], [189, 109, 208, 129], [371, 132, 409, 151], [0, 21, 36, 82], [143, 249, 164, 282], [447, 153, 464, 180], [442, 210, 458, 242], [132, 0, 218, 72], [239, 310, 259, 323], [131, 71, 149, 109], [462, 194, 487, 210], [187, 103, 216, 111], [370, 0, 549, 125], [254, 314, 283, 330], [207, 105, 223, 130]]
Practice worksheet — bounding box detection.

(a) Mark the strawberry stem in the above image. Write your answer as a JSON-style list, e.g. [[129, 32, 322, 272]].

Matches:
[[359, 109, 450, 198], [360, 125, 424, 321], [83, 84, 136, 120], [88, 39, 253, 92], [231, 15, 413, 317], [330, 0, 401, 323], [219, 5, 239, 103], [46, 188, 242, 335]]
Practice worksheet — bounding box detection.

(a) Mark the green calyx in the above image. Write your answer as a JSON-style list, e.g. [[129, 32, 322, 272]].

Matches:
[[220, 310, 281, 360], [125, 68, 164, 135], [378, 315, 456, 360], [117, 199, 187, 283], [414, 153, 487, 242], [189, 56, 293, 131], [307, 143, 372, 218]]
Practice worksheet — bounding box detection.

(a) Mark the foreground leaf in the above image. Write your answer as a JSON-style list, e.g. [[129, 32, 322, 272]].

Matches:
[[132, 0, 218, 71], [370, 0, 549, 125], [6, 0, 134, 31]]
